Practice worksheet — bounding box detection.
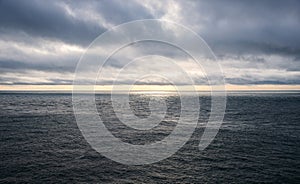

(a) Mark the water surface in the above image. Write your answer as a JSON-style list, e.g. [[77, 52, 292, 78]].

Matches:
[[0, 92, 299, 183]]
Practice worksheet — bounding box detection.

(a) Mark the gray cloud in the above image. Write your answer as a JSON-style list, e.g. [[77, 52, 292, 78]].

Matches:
[[0, 59, 76, 73], [0, 0, 101, 46], [0, 0, 299, 85], [0, 0, 153, 46], [171, 0, 300, 58]]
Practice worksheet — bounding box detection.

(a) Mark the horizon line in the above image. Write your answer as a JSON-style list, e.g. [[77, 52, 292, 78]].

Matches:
[[0, 84, 300, 92]]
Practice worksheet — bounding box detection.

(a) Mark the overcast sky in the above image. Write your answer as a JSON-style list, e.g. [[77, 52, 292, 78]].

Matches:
[[0, 0, 299, 85]]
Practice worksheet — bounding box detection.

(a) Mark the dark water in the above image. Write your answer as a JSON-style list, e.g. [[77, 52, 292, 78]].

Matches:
[[0, 93, 299, 183]]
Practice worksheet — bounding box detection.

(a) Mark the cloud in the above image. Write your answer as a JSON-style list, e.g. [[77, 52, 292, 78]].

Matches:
[[0, 0, 101, 46], [0, 0, 299, 85], [0, 0, 153, 46], [141, 0, 300, 56]]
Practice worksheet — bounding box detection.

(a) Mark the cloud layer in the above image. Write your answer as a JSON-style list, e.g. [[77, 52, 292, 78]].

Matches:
[[0, 0, 299, 85]]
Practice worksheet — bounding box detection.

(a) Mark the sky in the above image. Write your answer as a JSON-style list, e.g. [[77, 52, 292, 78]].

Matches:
[[0, 0, 299, 90]]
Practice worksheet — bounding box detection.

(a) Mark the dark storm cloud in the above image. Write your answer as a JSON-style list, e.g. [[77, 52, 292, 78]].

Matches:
[[185, 0, 300, 57], [211, 41, 300, 58], [226, 78, 300, 85], [0, 0, 153, 46], [0, 59, 76, 73], [0, 0, 100, 46], [175, 0, 300, 84], [1, 0, 299, 55]]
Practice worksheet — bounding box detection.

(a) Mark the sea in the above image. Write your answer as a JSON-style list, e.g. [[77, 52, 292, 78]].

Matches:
[[0, 92, 299, 183]]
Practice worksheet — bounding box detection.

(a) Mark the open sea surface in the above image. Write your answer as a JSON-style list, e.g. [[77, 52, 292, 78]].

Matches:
[[0, 92, 299, 183]]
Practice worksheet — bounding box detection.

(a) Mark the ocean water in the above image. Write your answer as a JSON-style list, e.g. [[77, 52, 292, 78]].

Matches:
[[0, 92, 299, 183]]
